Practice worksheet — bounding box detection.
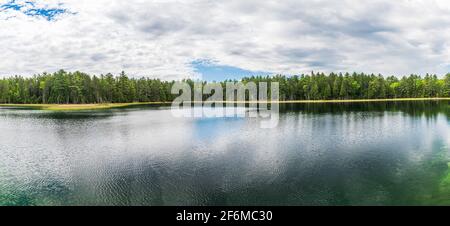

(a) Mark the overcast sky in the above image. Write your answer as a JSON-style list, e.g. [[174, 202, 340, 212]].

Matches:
[[1, 0, 450, 80]]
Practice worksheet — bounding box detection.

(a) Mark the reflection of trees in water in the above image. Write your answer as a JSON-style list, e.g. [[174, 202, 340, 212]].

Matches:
[[280, 101, 449, 119]]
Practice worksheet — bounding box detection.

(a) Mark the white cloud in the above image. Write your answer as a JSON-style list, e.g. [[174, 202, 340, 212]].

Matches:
[[0, 0, 450, 79]]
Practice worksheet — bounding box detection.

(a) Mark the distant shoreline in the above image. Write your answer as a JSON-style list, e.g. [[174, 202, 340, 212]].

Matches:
[[199, 97, 450, 104], [0, 98, 448, 111], [0, 102, 169, 111]]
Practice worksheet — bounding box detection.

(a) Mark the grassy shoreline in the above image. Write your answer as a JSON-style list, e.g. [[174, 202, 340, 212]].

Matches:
[[0, 98, 448, 111], [0, 102, 170, 111]]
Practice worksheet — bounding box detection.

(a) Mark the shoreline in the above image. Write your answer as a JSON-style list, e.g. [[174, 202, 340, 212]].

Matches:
[[0, 98, 448, 111], [202, 97, 450, 104], [0, 102, 170, 111]]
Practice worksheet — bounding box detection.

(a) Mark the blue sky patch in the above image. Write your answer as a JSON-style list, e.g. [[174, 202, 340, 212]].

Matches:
[[1, 1, 23, 10], [192, 59, 270, 81], [0, 0, 72, 21]]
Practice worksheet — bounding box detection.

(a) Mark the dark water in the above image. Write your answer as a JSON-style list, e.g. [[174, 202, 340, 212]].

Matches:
[[0, 101, 449, 206]]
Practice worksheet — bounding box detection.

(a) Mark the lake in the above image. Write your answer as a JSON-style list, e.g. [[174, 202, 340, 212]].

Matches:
[[0, 101, 449, 206]]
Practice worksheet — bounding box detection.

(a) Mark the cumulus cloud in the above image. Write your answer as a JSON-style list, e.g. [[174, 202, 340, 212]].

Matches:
[[0, 0, 449, 79]]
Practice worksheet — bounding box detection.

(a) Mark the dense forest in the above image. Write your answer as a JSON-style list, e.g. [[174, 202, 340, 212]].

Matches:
[[0, 70, 449, 104]]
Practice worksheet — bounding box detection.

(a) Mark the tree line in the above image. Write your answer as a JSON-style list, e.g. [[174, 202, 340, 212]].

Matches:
[[0, 70, 449, 104], [244, 72, 450, 101]]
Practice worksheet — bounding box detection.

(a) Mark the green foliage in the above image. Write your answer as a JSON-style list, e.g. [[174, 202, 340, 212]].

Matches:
[[0, 71, 448, 104], [0, 70, 175, 104], [444, 74, 450, 97]]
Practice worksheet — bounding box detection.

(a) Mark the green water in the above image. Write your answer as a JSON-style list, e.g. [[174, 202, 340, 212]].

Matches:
[[0, 101, 449, 206]]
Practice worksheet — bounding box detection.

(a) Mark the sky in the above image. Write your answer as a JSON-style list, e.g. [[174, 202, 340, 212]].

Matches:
[[0, 0, 450, 80]]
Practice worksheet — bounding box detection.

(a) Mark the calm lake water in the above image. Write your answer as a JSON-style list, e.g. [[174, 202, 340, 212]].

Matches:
[[0, 101, 449, 206]]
